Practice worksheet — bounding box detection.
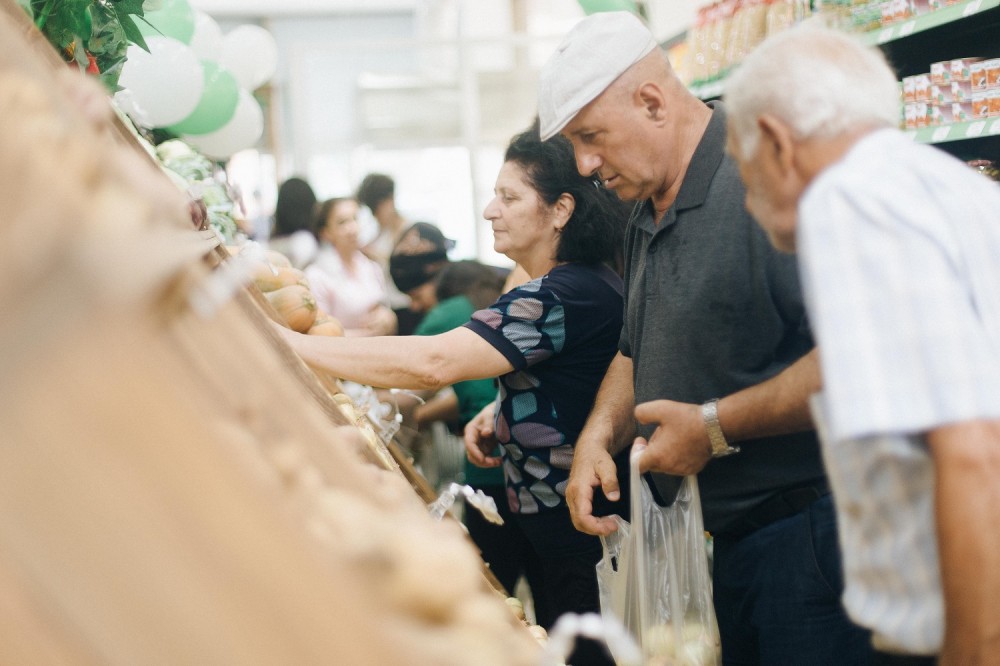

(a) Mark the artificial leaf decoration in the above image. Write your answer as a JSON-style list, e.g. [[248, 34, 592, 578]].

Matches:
[[112, 0, 150, 52], [30, 0, 148, 90]]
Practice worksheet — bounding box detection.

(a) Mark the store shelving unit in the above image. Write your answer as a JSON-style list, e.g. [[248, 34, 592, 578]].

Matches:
[[689, 0, 1000, 161], [875, 0, 1000, 159]]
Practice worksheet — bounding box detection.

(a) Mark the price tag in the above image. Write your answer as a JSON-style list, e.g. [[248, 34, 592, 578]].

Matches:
[[989, 119, 1000, 135], [898, 21, 916, 36], [932, 126, 951, 142], [966, 121, 986, 138], [963, 0, 983, 16], [878, 27, 894, 43]]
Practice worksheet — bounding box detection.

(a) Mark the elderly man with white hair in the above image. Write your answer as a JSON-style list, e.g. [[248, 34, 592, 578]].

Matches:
[[725, 25, 1000, 665], [538, 10, 873, 665]]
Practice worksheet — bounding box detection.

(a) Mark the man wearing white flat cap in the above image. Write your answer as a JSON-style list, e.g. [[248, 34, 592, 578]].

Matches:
[[540, 11, 873, 664]]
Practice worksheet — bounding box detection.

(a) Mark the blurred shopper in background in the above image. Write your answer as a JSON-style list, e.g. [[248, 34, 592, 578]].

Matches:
[[726, 25, 1000, 665], [356, 172, 418, 332], [387, 221, 455, 315], [304, 197, 396, 337], [538, 11, 872, 665], [279, 123, 630, 666], [267, 176, 319, 269]]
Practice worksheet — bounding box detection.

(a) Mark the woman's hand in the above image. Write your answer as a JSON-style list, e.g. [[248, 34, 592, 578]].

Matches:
[[463, 402, 502, 468], [363, 305, 397, 336]]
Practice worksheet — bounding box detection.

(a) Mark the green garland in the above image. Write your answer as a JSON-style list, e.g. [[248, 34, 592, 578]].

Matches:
[[23, 0, 150, 90]]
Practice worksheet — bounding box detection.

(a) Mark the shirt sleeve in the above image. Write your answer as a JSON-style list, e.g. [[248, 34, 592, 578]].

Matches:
[[800, 169, 1000, 440], [463, 279, 566, 371]]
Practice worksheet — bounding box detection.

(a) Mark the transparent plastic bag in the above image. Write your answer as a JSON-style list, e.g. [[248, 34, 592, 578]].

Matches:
[[597, 450, 721, 665]]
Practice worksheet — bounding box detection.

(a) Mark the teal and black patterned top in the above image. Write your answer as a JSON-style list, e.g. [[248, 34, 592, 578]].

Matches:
[[464, 263, 623, 515]]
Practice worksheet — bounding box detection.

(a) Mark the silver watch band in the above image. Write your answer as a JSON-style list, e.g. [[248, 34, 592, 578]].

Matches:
[[702, 398, 740, 458]]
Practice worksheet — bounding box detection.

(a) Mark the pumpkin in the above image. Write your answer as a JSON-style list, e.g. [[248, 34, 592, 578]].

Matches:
[[265, 284, 317, 332], [252, 264, 307, 293], [265, 249, 292, 268], [308, 312, 344, 337]]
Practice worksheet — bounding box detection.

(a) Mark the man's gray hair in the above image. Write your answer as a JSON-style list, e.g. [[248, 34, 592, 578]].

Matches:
[[725, 26, 901, 159]]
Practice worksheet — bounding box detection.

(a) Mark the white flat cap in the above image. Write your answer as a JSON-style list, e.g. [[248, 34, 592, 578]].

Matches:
[[538, 11, 658, 141]]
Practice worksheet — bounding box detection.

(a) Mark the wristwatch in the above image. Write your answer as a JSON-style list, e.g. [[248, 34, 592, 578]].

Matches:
[[702, 399, 740, 458]]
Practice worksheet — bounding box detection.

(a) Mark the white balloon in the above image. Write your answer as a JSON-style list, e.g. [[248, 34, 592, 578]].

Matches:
[[117, 36, 203, 128], [190, 11, 223, 61], [182, 89, 264, 160], [219, 25, 278, 90]]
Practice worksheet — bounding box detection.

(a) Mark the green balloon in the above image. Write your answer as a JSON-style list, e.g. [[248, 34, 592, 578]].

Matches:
[[138, 0, 195, 44], [167, 61, 239, 136], [577, 0, 639, 14]]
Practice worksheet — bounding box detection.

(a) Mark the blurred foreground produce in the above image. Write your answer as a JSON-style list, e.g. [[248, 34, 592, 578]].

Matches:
[[0, 4, 540, 664]]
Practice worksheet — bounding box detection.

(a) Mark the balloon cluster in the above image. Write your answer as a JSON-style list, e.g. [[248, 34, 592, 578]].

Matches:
[[115, 0, 276, 161]]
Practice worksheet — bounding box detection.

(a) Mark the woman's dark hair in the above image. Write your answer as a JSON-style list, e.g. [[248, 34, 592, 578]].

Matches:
[[312, 197, 354, 240], [435, 260, 506, 310], [273, 177, 317, 237], [503, 120, 628, 270], [355, 173, 395, 212]]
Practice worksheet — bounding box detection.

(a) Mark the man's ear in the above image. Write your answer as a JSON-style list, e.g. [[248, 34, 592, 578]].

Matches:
[[553, 193, 575, 230], [636, 82, 667, 122], [757, 114, 796, 175]]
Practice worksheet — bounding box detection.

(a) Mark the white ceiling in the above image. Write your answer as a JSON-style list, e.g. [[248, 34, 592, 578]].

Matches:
[[189, 0, 418, 17]]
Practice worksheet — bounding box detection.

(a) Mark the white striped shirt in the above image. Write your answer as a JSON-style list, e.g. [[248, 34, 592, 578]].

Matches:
[[799, 129, 1000, 655]]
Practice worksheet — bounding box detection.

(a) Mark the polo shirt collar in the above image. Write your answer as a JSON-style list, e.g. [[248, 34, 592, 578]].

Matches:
[[636, 101, 727, 232], [677, 101, 727, 211]]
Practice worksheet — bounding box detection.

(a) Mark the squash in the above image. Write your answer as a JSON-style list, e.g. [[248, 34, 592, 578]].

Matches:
[[308, 312, 344, 337], [252, 264, 308, 293], [265, 249, 292, 268], [265, 284, 317, 332]]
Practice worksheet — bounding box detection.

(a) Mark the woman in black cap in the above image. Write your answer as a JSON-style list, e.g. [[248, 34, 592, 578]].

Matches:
[[278, 123, 629, 666]]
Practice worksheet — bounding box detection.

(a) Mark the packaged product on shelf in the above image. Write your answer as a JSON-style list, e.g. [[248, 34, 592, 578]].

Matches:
[[930, 60, 949, 85], [690, 6, 711, 83], [952, 100, 974, 123], [952, 79, 973, 103], [904, 102, 918, 129], [913, 73, 931, 101], [903, 75, 917, 102], [707, 0, 737, 80], [849, 2, 882, 32], [765, 0, 803, 36], [971, 91, 990, 119], [952, 57, 982, 83], [930, 83, 953, 105], [989, 90, 1000, 118], [986, 59, 1000, 89], [724, 0, 769, 71], [929, 103, 953, 126], [971, 61, 990, 91], [916, 101, 930, 127]]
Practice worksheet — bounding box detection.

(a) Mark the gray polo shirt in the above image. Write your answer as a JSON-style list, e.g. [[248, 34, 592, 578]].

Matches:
[[620, 103, 826, 534]]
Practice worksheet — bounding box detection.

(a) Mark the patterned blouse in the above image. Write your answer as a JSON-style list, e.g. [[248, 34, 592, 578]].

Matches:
[[464, 262, 623, 515]]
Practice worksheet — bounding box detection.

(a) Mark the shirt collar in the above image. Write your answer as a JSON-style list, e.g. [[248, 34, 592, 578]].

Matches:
[[633, 101, 728, 233], [675, 100, 727, 211]]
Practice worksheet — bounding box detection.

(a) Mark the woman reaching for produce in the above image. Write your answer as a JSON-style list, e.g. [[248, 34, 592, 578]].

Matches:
[[277, 123, 629, 666]]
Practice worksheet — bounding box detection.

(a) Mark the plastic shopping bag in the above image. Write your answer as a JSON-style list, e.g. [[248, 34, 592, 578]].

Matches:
[[596, 449, 721, 665]]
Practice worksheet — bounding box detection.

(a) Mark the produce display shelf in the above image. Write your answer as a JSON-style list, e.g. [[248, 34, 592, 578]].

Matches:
[[859, 0, 1000, 45]]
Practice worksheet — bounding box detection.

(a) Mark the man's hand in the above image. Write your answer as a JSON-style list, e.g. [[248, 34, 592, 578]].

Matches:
[[633, 399, 712, 476], [566, 443, 622, 536], [463, 402, 502, 468]]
